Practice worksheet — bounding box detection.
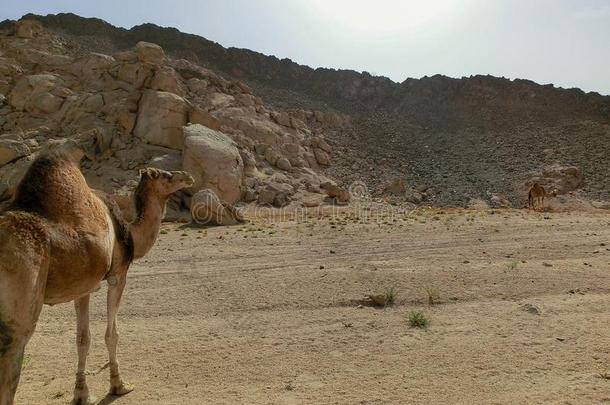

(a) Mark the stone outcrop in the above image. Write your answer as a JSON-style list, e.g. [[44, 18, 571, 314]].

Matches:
[[525, 165, 584, 196], [5, 13, 610, 208], [0, 19, 342, 222], [182, 124, 244, 204]]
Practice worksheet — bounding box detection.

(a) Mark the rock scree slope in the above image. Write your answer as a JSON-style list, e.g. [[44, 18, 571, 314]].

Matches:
[[1, 13, 609, 209]]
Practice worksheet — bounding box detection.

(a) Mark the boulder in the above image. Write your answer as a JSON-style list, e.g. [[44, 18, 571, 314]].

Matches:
[[320, 182, 350, 205], [215, 109, 281, 145], [524, 165, 584, 201], [383, 178, 406, 196], [150, 66, 185, 96], [188, 107, 221, 130], [15, 19, 43, 38], [134, 90, 189, 149], [135, 41, 165, 65], [276, 157, 292, 171], [540, 165, 584, 194], [257, 182, 293, 207], [264, 148, 281, 166], [17, 49, 73, 68], [271, 111, 291, 127], [311, 136, 332, 153], [9, 74, 66, 114], [0, 139, 30, 167], [314, 148, 331, 166], [490, 193, 511, 208], [183, 124, 244, 204], [190, 188, 245, 226], [115, 62, 154, 87], [71, 53, 116, 87]]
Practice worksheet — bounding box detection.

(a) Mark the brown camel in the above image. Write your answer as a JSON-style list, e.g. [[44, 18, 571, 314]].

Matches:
[[0, 142, 193, 405], [528, 183, 557, 210]]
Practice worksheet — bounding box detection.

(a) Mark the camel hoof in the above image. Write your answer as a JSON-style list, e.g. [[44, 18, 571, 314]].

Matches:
[[110, 382, 134, 396]]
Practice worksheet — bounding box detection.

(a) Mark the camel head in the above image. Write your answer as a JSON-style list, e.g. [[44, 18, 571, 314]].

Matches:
[[137, 168, 194, 197]]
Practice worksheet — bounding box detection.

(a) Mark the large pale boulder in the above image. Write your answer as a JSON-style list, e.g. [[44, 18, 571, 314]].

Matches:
[[135, 41, 165, 65], [190, 188, 245, 226], [183, 124, 244, 204], [134, 90, 189, 149]]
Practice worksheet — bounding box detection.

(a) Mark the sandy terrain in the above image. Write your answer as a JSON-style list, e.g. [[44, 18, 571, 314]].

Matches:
[[14, 207, 610, 404]]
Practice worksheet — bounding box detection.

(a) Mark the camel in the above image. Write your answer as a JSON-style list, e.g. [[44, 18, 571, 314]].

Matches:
[[528, 182, 557, 210], [0, 141, 193, 405]]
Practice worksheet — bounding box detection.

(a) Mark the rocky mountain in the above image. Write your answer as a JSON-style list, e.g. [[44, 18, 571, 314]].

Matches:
[[1, 13, 609, 209], [0, 17, 352, 222]]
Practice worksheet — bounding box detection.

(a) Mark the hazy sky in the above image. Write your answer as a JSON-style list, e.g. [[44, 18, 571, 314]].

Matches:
[[2, 0, 609, 94]]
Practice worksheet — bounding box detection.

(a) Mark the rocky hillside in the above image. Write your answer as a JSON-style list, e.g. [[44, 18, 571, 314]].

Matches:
[[0, 18, 352, 222], [2, 13, 610, 208]]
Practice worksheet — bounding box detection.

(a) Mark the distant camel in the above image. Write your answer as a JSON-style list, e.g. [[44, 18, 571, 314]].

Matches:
[[528, 183, 557, 210], [0, 141, 193, 405]]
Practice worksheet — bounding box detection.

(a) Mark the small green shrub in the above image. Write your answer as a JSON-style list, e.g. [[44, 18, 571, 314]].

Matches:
[[425, 287, 440, 305], [407, 310, 429, 328], [383, 287, 397, 305]]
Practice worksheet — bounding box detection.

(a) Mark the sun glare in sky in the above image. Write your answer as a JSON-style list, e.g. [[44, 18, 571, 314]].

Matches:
[[309, 0, 467, 34]]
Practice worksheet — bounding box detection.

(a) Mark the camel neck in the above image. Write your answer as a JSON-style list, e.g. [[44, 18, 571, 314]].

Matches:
[[130, 195, 167, 259]]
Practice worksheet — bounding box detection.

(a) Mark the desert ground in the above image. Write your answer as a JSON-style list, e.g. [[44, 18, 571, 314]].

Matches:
[[14, 207, 610, 404]]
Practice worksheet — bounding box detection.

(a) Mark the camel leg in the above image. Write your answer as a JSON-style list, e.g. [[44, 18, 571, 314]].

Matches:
[[105, 275, 134, 396], [0, 259, 47, 405], [0, 335, 26, 405], [71, 295, 94, 405]]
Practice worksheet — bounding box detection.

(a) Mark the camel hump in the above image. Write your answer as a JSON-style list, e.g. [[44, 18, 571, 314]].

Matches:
[[8, 150, 106, 226]]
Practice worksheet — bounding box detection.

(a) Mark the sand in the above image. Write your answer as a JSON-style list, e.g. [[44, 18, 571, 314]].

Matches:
[[15, 208, 610, 404]]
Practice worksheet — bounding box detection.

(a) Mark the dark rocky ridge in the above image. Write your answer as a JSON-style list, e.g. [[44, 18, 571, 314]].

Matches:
[[3, 13, 609, 206]]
